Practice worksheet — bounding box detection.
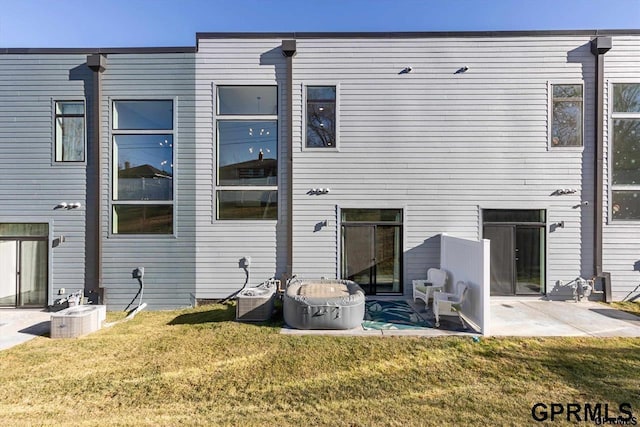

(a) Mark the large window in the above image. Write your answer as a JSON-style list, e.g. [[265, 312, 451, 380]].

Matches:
[[112, 100, 174, 234], [612, 83, 640, 220], [216, 86, 278, 220], [306, 86, 336, 148], [55, 101, 85, 162], [550, 84, 583, 147]]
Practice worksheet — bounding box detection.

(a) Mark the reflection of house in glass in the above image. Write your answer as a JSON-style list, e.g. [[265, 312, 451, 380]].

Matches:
[[219, 158, 277, 186], [118, 162, 173, 200]]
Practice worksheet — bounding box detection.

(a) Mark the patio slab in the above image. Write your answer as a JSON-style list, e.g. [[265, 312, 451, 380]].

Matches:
[[489, 299, 640, 337], [0, 309, 51, 351]]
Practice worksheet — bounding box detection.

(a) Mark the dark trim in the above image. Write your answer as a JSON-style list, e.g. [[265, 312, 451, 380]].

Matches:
[[590, 36, 612, 302], [87, 54, 106, 302], [283, 40, 296, 281], [198, 29, 640, 40], [0, 46, 195, 55]]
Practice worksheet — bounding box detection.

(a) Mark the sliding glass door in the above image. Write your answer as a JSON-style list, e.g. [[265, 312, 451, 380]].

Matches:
[[0, 224, 48, 307], [341, 209, 402, 295]]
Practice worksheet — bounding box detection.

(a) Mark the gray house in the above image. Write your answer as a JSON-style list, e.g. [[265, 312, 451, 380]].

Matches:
[[1, 30, 639, 309]]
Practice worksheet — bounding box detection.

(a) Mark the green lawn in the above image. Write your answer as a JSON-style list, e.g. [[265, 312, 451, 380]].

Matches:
[[1, 303, 639, 426]]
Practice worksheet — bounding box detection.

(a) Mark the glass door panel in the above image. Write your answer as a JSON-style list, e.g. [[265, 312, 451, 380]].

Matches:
[[18, 240, 47, 307], [342, 225, 375, 294], [483, 225, 515, 296], [515, 227, 545, 295], [0, 240, 17, 306], [374, 225, 401, 293]]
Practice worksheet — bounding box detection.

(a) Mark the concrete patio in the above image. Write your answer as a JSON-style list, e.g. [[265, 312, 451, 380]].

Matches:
[[0, 309, 51, 351]]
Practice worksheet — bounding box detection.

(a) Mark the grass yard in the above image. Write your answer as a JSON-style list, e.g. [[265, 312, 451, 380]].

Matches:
[[1, 303, 639, 426]]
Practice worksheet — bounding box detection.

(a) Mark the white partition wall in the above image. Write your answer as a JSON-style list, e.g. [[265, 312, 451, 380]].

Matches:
[[440, 234, 491, 335]]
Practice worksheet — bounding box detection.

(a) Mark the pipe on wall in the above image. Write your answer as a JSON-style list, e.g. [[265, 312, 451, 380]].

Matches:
[[590, 36, 612, 302], [87, 54, 106, 302], [282, 40, 296, 281]]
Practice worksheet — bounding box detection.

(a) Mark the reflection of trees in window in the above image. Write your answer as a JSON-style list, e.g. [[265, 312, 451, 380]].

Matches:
[[614, 83, 640, 113], [551, 85, 582, 147], [307, 86, 336, 147]]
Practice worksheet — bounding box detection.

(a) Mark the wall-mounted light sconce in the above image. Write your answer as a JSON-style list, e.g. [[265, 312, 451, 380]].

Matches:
[[52, 235, 66, 248], [399, 66, 413, 74], [553, 188, 577, 196], [550, 221, 565, 232], [454, 66, 469, 74], [308, 188, 331, 195], [54, 202, 82, 210]]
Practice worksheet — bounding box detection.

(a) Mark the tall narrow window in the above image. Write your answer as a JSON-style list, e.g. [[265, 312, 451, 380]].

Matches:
[[55, 101, 85, 162], [306, 86, 336, 148], [611, 83, 640, 220], [216, 86, 278, 220], [112, 100, 174, 234], [550, 84, 583, 147]]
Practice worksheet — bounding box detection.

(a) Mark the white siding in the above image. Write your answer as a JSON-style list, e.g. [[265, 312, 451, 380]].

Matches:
[[195, 39, 286, 299], [287, 36, 596, 295], [603, 36, 640, 301], [190, 34, 640, 303]]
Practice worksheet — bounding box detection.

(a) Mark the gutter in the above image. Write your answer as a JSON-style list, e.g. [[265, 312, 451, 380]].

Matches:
[[590, 37, 612, 302], [87, 54, 106, 302], [281, 40, 297, 281]]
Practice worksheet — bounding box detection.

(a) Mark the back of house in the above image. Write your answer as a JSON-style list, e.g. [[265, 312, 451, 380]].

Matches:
[[0, 30, 638, 309]]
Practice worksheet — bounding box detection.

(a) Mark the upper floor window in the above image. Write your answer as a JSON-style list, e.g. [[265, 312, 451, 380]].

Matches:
[[550, 84, 583, 147], [611, 83, 640, 220], [55, 101, 85, 162], [216, 86, 278, 220], [112, 100, 174, 234], [306, 86, 336, 148]]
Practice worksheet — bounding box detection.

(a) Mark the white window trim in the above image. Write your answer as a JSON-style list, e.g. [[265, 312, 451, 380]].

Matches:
[[108, 96, 178, 238], [547, 81, 585, 151], [213, 82, 280, 222], [608, 80, 640, 222], [51, 98, 87, 165], [302, 82, 340, 152]]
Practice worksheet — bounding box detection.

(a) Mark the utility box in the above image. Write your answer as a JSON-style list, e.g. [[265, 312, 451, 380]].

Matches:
[[236, 283, 276, 322], [50, 305, 106, 339]]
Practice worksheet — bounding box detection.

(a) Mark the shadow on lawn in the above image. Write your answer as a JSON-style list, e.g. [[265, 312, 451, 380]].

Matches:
[[168, 304, 236, 325]]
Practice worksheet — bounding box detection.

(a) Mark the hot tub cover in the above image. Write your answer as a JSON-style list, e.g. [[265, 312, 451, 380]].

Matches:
[[283, 279, 365, 330]]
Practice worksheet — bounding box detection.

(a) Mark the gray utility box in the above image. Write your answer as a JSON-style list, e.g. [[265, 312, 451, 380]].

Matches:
[[236, 283, 276, 322], [50, 305, 106, 339]]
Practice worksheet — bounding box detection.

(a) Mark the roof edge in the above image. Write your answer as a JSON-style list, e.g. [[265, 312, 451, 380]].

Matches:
[[196, 29, 640, 40], [0, 46, 196, 55]]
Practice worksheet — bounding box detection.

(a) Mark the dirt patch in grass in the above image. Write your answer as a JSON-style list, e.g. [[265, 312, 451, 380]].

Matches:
[[1, 304, 639, 426]]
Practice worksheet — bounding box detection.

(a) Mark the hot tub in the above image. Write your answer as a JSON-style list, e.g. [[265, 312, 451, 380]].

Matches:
[[283, 279, 365, 330]]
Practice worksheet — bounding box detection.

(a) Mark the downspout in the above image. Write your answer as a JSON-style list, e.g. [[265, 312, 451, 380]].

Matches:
[[590, 36, 612, 302], [87, 54, 106, 302], [281, 40, 297, 281]]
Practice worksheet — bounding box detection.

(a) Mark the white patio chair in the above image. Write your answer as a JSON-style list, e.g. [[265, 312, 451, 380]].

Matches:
[[412, 268, 447, 306], [433, 280, 468, 328]]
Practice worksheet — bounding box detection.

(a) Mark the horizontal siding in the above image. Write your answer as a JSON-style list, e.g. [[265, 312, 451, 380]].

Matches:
[[195, 39, 286, 299], [101, 53, 196, 309], [287, 36, 597, 292], [603, 36, 640, 301], [0, 54, 88, 303]]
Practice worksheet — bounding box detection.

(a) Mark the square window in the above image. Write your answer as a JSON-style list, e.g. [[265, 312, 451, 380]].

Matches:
[[55, 101, 85, 162], [551, 84, 583, 147], [218, 121, 277, 186], [306, 86, 336, 148]]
